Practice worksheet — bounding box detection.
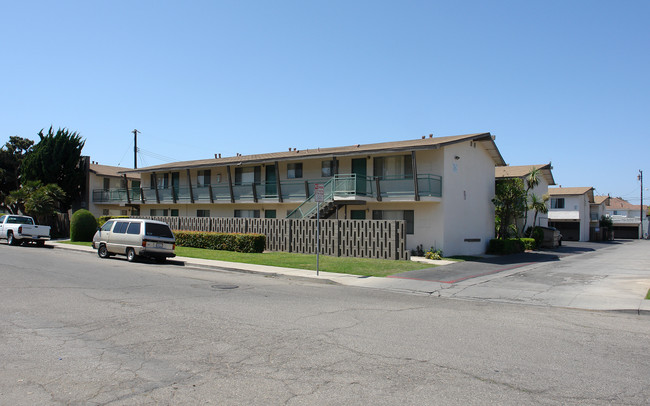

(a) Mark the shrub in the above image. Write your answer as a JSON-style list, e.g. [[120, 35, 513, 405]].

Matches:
[[175, 231, 266, 253], [524, 226, 544, 248], [487, 238, 525, 255], [70, 209, 97, 242], [425, 247, 443, 260], [520, 238, 536, 250]]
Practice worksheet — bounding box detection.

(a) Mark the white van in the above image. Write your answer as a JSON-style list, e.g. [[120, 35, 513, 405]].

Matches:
[[92, 219, 176, 263]]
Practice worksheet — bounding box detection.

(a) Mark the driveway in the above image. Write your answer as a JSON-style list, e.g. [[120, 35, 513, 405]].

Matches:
[[409, 240, 650, 312]]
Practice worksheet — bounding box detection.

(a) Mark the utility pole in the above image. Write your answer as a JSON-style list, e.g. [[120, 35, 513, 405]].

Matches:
[[639, 170, 645, 238], [132, 129, 140, 169]]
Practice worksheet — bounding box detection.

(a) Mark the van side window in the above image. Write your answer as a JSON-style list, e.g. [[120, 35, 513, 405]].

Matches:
[[101, 221, 114, 232], [113, 221, 129, 234], [127, 222, 141, 235]]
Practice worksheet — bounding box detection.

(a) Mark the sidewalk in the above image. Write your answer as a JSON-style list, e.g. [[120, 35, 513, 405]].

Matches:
[[51, 241, 650, 315]]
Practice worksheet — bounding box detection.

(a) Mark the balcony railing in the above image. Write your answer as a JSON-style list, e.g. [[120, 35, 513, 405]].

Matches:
[[92, 173, 442, 204]]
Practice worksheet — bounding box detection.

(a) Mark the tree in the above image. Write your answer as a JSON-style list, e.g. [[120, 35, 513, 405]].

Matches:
[[530, 193, 549, 229], [0, 136, 34, 212], [521, 167, 541, 234], [5, 181, 65, 223], [492, 178, 526, 239], [20, 127, 85, 210]]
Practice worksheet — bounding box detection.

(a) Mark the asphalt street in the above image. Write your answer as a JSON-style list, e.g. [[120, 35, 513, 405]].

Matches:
[[1, 244, 650, 405]]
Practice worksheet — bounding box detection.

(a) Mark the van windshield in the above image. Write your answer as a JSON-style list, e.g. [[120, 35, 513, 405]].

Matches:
[[145, 223, 174, 238]]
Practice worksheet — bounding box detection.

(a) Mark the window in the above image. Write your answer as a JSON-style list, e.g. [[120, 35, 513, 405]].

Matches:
[[126, 222, 141, 235], [590, 213, 598, 221], [197, 170, 211, 188], [613, 210, 618, 215], [101, 220, 114, 232], [103, 178, 110, 191], [551, 198, 565, 209], [145, 223, 174, 238], [235, 166, 261, 185], [287, 163, 303, 179], [150, 209, 169, 216], [373, 155, 413, 179], [120, 210, 128, 216], [102, 209, 109, 216], [235, 210, 260, 218], [372, 210, 414, 234], [350, 210, 366, 220], [150, 173, 169, 189], [171, 209, 179, 217], [113, 221, 129, 234], [321, 160, 335, 177], [197, 209, 210, 217], [264, 210, 276, 219]]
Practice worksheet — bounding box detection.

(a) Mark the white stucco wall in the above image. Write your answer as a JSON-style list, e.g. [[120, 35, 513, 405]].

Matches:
[[440, 141, 496, 256]]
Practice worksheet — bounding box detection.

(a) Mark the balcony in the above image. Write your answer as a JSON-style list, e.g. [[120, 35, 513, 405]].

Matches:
[[92, 173, 442, 204]]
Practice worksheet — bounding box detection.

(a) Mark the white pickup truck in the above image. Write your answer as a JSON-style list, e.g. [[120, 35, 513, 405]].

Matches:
[[0, 214, 51, 246]]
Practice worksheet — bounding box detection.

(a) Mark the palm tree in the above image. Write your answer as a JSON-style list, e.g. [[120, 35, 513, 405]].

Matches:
[[521, 167, 541, 235], [530, 193, 549, 229]]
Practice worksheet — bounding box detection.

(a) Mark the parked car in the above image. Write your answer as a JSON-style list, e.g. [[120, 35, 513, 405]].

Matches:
[[92, 218, 176, 262], [538, 226, 562, 248], [0, 214, 51, 246]]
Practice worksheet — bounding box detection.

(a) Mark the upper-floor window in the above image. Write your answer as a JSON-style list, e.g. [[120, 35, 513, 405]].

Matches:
[[373, 155, 413, 179], [150, 173, 169, 189], [321, 160, 335, 177], [287, 163, 303, 179], [551, 198, 565, 209], [235, 166, 261, 185], [197, 170, 211, 188], [103, 178, 111, 191]]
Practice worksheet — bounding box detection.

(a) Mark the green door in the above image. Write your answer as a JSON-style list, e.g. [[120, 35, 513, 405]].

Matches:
[[265, 165, 277, 197], [351, 158, 367, 195]]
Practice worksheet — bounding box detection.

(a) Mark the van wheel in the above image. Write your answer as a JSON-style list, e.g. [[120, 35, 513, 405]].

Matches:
[[126, 248, 137, 262], [36, 240, 45, 247], [98, 244, 109, 258], [7, 232, 17, 246]]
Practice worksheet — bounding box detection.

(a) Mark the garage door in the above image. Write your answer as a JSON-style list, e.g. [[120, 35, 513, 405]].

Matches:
[[612, 226, 639, 239], [549, 221, 580, 241]]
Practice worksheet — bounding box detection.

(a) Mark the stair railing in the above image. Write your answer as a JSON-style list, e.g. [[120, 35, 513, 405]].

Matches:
[[287, 174, 358, 219]]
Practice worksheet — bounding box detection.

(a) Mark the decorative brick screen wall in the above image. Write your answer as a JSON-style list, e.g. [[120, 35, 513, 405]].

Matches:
[[140, 216, 409, 260]]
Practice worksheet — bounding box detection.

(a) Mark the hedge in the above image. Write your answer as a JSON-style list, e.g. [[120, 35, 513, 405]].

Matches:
[[97, 215, 129, 228], [487, 238, 536, 255], [174, 231, 266, 253]]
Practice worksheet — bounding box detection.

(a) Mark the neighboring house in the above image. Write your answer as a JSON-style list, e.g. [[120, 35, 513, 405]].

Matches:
[[93, 132, 507, 255], [81, 161, 141, 218], [495, 163, 555, 229], [590, 195, 608, 240], [598, 196, 649, 239], [547, 186, 594, 242]]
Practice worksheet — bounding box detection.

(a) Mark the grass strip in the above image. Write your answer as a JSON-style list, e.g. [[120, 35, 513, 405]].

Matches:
[[56, 240, 433, 277], [646, 289, 650, 300]]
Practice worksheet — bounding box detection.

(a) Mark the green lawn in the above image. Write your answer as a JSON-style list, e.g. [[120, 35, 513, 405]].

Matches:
[[57, 241, 433, 277], [646, 289, 650, 300]]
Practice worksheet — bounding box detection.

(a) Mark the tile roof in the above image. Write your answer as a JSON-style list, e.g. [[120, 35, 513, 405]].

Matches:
[[495, 163, 555, 185], [119, 132, 506, 174]]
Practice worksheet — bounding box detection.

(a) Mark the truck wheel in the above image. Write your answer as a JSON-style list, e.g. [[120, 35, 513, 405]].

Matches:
[[7, 232, 18, 246], [126, 248, 137, 262], [36, 240, 45, 247], [98, 244, 109, 258]]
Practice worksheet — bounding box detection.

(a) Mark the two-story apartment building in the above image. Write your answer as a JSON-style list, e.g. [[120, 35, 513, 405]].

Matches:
[[93, 132, 506, 256], [81, 162, 141, 217], [548, 186, 595, 241], [598, 196, 648, 239], [495, 163, 555, 228]]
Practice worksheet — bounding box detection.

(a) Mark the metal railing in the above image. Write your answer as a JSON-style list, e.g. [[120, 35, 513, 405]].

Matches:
[[92, 173, 442, 204]]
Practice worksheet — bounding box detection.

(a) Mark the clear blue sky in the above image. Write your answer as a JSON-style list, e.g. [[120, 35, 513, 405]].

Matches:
[[2, 1, 648, 202]]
